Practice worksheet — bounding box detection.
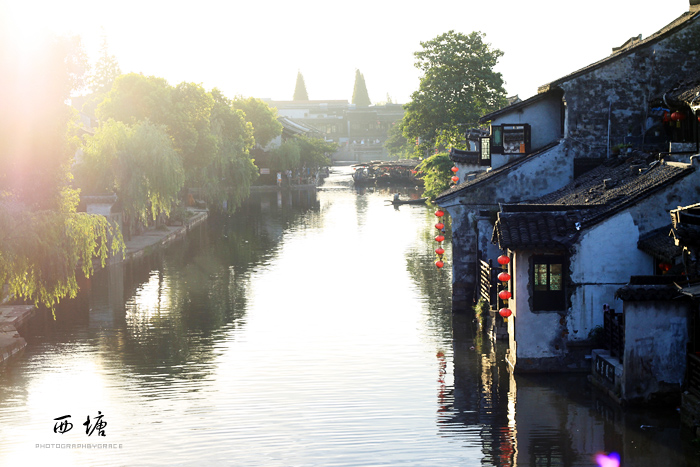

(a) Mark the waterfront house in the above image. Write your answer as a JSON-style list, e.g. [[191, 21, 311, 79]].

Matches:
[[436, 1, 700, 312], [491, 155, 700, 373]]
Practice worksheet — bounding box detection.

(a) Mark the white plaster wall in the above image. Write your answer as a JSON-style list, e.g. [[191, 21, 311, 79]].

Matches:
[[491, 95, 562, 151], [454, 162, 485, 184], [622, 300, 690, 401], [568, 212, 653, 339], [275, 108, 309, 119], [511, 250, 564, 362], [496, 142, 571, 202]]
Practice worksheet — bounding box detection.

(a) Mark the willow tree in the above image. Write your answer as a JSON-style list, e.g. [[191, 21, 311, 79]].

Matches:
[[77, 119, 185, 228], [207, 89, 258, 211], [0, 33, 124, 311]]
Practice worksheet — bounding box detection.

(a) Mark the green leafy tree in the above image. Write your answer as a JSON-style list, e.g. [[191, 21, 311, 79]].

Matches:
[[231, 96, 283, 148], [385, 120, 415, 159], [81, 36, 122, 120], [89, 36, 121, 95], [0, 33, 124, 311], [295, 135, 337, 168], [352, 70, 371, 107], [402, 30, 507, 153], [77, 119, 184, 227], [0, 34, 88, 210], [207, 90, 258, 211], [165, 82, 216, 189], [416, 152, 453, 200], [97, 73, 172, 125], [293, 71, 309, 101], [270, 140, 301, 172]]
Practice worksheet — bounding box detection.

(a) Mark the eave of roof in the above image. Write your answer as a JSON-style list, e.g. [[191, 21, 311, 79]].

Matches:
[[435, 141, 562, 203], [493, 158, 696, 250]]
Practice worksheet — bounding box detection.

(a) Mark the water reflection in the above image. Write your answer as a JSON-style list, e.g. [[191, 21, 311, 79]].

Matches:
[[0, 167, 698, 465]]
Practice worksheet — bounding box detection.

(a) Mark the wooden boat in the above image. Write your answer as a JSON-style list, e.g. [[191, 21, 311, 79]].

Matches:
[[386, 197, 427, 206]]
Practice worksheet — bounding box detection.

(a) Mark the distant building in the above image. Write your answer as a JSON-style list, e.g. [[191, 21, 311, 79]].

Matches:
[[264, 99, 405, 162]]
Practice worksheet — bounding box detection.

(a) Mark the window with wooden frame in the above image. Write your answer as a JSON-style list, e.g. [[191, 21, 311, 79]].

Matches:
[[532, 255, 566, 311], [480, 137, 491, 166]]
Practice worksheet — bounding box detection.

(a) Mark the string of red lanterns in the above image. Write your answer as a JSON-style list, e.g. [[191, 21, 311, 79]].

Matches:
[[433, 166, 460, 269], [497, 254, 513, 320], [434, 209, 445, 268]]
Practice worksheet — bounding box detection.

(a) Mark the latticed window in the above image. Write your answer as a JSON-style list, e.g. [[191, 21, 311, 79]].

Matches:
[[532, 255, 565, 311]]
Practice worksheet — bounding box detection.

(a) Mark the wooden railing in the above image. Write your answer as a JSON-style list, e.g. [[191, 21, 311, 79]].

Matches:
[[479, 259, 496, 306], [604, 308, 625, 363], [687, 353, 700, 399]]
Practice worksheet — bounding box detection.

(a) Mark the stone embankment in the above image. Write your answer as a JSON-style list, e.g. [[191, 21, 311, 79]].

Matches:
[[0, 208, 209, 365]]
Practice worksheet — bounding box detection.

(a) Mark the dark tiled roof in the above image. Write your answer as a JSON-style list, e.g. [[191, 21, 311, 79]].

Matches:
[[494, 158, 695, 250], [449, 148, 479, 164], [615, 284, 684, 301], [435, 141, 562, 202], [532, 157, 693, 227], [651, 71, 700, 109], [638, 225, 680, 262], [494, 209, 582, 250], [538, 10, 700, 94]]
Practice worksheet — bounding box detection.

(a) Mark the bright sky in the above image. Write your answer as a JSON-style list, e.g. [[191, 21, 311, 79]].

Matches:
[[1, 0, 692, 104]]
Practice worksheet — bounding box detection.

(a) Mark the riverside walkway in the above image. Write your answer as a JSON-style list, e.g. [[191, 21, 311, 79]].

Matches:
[[0, 208, 209, 365]]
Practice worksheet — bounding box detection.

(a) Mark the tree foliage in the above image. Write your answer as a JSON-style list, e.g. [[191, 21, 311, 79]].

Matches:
[[295, 135, 337, 168], [0, 32, 125, 312], [385, 120, 415, 159], [402, 31, 507, 152], [0, 34, 88, 210], [77, 119, 185, 224], [207, 90, 258, 211], [416, 152, 454, 200], [352, 70, 371, 107], [94, 75, 264, 213], [231, 96, 283, 148], [293, 71, 309, 101], [0, 191, 124, 312], [89, 36, 121, 95]]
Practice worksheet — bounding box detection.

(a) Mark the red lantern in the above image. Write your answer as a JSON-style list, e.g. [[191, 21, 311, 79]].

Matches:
[[451, 166, 459, 173], [451, 176, 459, 183], [411, 170, 417, 174], [435, 222, 444, 230], [498, 290, 512, 300], [663, 111, 671, 122], [435, 235, 445, 243], [671, 111, 686, 121], [435, 260, 444, 269], [498, 272, 511, 282], [434, 210, 445, 218], [497, 255, 510, 265], [435, 247, 445, 255], [499, 308, 513, 318]]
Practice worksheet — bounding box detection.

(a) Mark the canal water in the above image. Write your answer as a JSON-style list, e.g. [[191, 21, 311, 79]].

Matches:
[[0, 166, 698, 466]]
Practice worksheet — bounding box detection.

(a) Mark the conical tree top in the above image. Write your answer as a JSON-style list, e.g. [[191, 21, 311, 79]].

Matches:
[[352, 69, 371, 107], [293, 71, 309, 101]]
